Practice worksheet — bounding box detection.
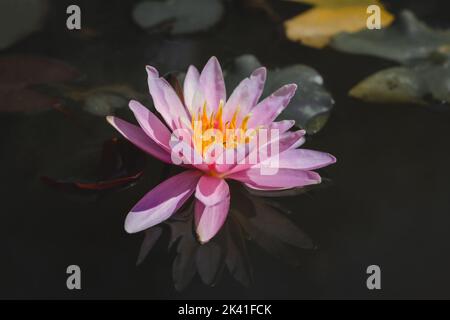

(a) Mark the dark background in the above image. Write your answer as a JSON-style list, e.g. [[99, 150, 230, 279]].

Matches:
[[1, 0, 450, 299]]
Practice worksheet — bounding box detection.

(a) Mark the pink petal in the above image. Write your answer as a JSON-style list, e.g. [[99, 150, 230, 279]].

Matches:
[[106, 116, 172, 164], [125, 170, 202, 233], [195, 196, 230, 243], [225, 130, 306, 175], [129, 100, 171, 151], [195, 176, 229, 206], [269, 120, 296, 134], [275, 149, 336, 170], [227, 168, 321, 190], [199, 56, 226, 112], [224, 67, 267, 121], [247, 84, 297, 128], [146, 65, 188, 130], [183, 65, 200, 112]]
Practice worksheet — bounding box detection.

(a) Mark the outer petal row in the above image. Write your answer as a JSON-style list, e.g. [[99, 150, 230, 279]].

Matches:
[[125, 170, 202, 233]]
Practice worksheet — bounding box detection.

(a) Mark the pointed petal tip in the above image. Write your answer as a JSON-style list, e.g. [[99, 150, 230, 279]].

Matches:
[[329, 154, 337, 164], [145, 65, 159, 78], [197, 233, 212, 244], [128, 100, 148, 114], [205, 56, 222, 71], [194, 197, 230, 244], [287, 83, 298, 95], [106, 115, 114, 125], [124, 213, 140, 234], [208, 56, 219, 63], [252, 67, 267, 79], [294, 129, 306, 138], [187, 64, 200, 73], [128, 99, 139, 109], [310, 171, 322, 184]]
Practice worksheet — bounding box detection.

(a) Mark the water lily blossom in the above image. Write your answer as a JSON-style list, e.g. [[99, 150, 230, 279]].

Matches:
[[107, 57, 336, 243]]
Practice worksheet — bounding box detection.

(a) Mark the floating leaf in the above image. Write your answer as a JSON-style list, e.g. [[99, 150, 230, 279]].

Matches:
[[53, 84, 146, 117], [0, 0, 47, 50], [41, 138, 146, 194], [350, 54, 450, 105], [284, 0, 394, 48], [0, 56, 80, 113], [132, 0, 224, 35], [349, 67, 426, 105], [331, 10, 450, 64], [225, 55, 334, 134]]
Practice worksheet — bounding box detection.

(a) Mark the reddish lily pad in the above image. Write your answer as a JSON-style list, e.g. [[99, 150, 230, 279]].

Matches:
[[0, 56, 80, 113], [41, 138, 146, 194]]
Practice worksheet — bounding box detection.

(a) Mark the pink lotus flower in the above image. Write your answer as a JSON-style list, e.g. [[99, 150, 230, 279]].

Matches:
[[107, 57, 336, 243]]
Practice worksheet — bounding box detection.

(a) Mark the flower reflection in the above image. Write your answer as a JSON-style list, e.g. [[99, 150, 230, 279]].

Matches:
[[137, 182, 325, 291]]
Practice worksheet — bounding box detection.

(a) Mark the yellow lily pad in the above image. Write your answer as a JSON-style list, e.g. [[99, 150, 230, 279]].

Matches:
[[284, 0, 394, 48]]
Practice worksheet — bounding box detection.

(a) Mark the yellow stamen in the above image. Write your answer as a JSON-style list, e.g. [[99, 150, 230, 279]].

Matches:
[[190, 102, 256, 157], [241, 114, 250, 131]]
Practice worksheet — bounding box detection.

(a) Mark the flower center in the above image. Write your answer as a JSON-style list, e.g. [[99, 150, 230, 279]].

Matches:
[[191, 101, 255, 156]]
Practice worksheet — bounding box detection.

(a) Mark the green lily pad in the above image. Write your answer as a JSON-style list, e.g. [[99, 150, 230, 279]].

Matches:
[[331, 10, 450, 64], [132, 0, 224, 35], [350, 51, 450, 105], [225, 55, 334, 134], [0, 0, 47, 50]]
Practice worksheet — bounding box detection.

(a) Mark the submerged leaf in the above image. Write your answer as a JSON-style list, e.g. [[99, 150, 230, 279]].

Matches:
[[0, 56, 80, 113], [226, 55, 334, 134], [132, 0, 224, 35], [0, 0, 47, 50], [41, 138, 146, 194], [284, 0, 394, 48], [331, 10, 450, 64]]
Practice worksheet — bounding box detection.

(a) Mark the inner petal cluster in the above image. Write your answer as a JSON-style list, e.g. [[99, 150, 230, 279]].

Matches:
[[191, 101, 255, 157]]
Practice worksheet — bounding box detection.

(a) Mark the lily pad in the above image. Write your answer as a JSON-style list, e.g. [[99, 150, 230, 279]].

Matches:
[[132, 0, 224, 35], [52, 84, 146, 117], [331, 10, 450, 64], [0, 0, 47, 50], [284, 0, 394, 48], [350, 53, 450, 105], [0, 56, 80, 113], [41, 138, 146, 194], [225, 55, 334, 134]]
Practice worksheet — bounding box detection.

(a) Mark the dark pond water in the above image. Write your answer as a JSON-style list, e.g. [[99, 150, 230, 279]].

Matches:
[[1, 0, 450, 299]]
